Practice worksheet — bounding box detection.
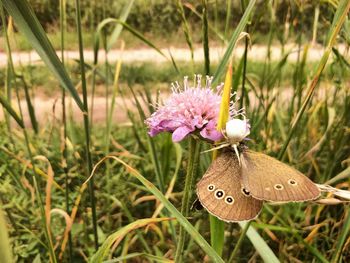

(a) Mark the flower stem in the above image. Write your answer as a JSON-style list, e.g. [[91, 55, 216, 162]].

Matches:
[[175, 137, 201, 262]]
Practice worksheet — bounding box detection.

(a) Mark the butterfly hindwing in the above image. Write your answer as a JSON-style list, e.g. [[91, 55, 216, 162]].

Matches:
[[196, 151, 263, 222], [241, 150, 320, 202]]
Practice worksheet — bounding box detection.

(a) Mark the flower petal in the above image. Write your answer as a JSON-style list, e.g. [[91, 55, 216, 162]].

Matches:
[[172, 126, 194, 142], [200, 128, 223, 141], [148, 129, 161, 137]]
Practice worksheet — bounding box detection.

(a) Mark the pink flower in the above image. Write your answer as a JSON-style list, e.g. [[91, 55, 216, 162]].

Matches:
[[145, 75, 224, 142]]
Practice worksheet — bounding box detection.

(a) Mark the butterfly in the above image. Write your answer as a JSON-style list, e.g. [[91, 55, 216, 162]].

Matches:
[[196, 119, 320, 222]]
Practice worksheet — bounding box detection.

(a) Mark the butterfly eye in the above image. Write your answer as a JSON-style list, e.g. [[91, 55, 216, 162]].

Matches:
[[274, 184, 284, 190], [241, 187, 251, 196], [214, 189, 225, 199], [207, 184, 215, 191], [225, 196, 234, 205], [288, 179, 297, 186]]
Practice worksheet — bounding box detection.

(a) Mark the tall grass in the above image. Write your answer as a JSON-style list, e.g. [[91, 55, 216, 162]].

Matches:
[[0, 0, 349, 262]]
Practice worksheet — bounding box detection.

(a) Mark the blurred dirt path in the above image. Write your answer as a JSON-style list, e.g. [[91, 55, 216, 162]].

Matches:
[[0, 44, 347, 67], [0, 95, 158, 128], [0, 44, 346, 127], [0, 84, 334, 128]]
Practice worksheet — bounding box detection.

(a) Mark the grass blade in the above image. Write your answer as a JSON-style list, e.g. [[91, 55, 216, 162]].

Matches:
[[0, 94, 24, 128], [19, 75, 38, 133], [91, 217, 173, 262], [238, 221, 280, 263], [202, 0, 210, 75], [107, 0, 135, 50], [104, 252, 173, 263], [0, 208, 13, 263], [331, 211, 350, 263], [176, 0, 194, 67], [95, 18, 170, 63], [74, 0, 98, 250], [278, 0, 350, 159], [86, 156, 225, 263], [213, 0, 256, 83], [1, 0, 84, 110]]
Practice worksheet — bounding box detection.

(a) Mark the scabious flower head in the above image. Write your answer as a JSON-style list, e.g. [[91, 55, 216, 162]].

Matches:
[[145, 75, 224, 142]]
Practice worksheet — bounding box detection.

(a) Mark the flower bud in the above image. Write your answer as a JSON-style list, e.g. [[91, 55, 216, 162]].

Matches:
[[225, 118, 250, 142]]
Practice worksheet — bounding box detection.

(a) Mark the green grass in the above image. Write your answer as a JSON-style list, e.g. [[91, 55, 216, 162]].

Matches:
[[0, 0, 350, 262]]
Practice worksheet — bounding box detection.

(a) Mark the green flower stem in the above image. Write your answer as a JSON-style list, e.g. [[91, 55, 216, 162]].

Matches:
[[175, 137, 201, 262]]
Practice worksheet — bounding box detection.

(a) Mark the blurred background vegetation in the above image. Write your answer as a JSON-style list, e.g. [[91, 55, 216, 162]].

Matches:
[[0, 0, 349, 262], [0, 0, 346, 51]]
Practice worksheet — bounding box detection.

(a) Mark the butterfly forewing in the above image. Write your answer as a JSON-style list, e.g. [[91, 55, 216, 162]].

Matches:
[[196, 151, 263, 222], [241, 150, 320, 202]]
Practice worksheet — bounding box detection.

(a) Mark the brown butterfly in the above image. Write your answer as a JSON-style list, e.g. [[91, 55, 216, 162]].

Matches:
[[196, 147, 320, 222]]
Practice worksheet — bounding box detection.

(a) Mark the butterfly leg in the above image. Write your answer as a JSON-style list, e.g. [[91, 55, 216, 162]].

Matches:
[[201, 143, 230, 154], [232, 143, 242, 166]]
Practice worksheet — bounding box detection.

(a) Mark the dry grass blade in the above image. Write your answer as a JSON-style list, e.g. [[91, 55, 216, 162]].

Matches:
[[317, 184, 350, 201], [59, 184, 88, 258], [49, 208, 73, 258], [105, 252, 174, 263], [91, 217, 175, 262], [304, 107, 335, 158], [33, 155, 56, 260], [1, 146, 63, 191], [325, 167, 350, 185]]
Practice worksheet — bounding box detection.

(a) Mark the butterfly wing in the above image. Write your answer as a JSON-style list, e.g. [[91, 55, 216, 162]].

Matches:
[[196, 151, 263, 222], [241, 150, 320, 202]]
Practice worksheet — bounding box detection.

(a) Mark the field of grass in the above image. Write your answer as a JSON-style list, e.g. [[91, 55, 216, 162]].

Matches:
[[0, 1, 350, 263]]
